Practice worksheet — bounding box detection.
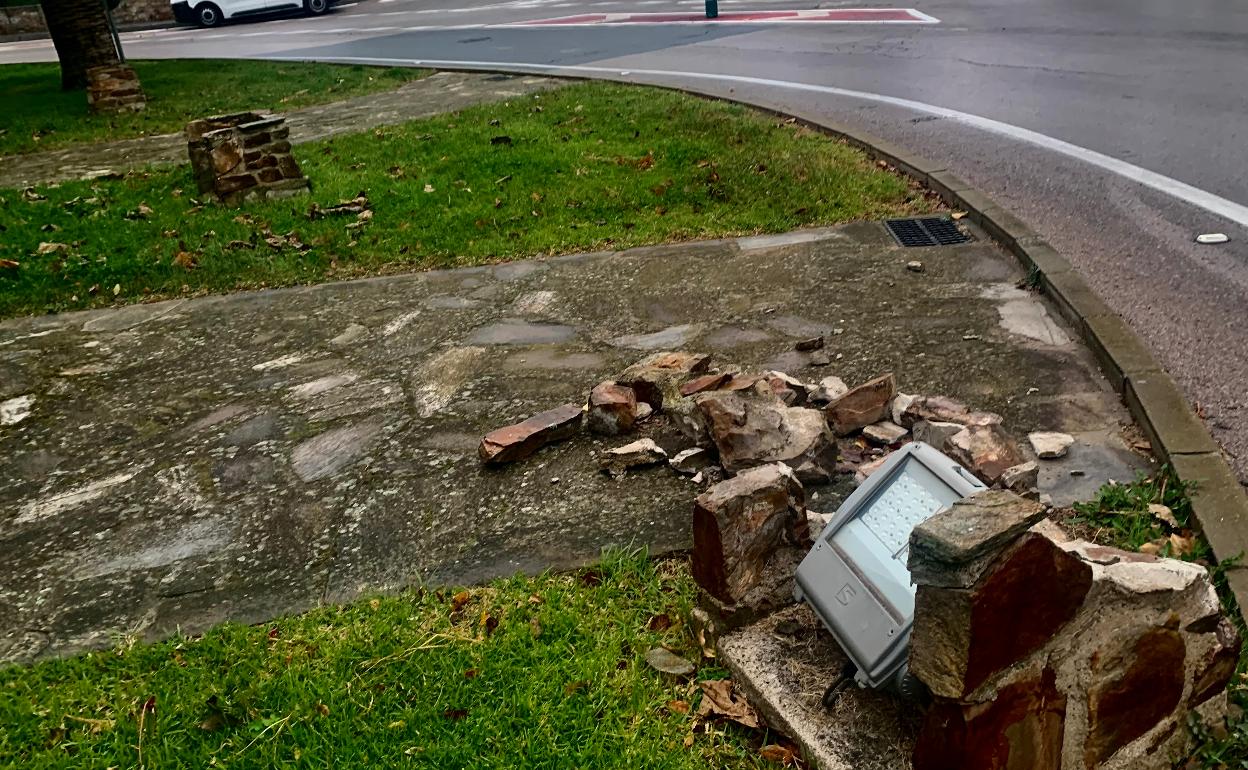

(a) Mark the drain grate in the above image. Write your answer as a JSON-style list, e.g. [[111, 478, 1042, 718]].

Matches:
[[884, 217, 971, 247]]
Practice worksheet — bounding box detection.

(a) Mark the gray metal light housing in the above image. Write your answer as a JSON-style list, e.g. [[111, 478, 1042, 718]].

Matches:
[[794, 441, 986, 691]]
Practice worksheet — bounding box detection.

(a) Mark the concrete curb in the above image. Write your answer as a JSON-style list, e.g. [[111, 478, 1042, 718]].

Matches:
[[415, 66, 1248, 610]]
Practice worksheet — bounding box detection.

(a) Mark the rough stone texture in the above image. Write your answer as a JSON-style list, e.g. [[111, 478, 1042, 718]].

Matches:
[[186, 113, 309, 206], [670, 447, 713, 475], [696, 545, 805, 637], [863, 420, 908, 445], [680, 372, 732, 396], [1, 0, 170, 35], [1029, 431, 1075, 459], [911, 502, 1237, 770], [897, 394, 973, 428], [808, 375, 848, 405], [697, 391, 838, 483], [826, 373, 897, 435], [617, 351, 711, 409], [0, 221, 1147, 662], [598, 437, 666, 477], [0, 72, 560, 189], [718, 604, 921, 770], [909, 490, 1048, 587], [911, 419, 964, 450], [1000, 460, 1040, 494], [691, 463, 806, 604], [86, 64, 147, 114], [912, 533, 1093, 698], [478, 402, 582, 464], [913, 666, 1066, 770], [586, 380, 637, 435], [946, 423, 1026, 485]]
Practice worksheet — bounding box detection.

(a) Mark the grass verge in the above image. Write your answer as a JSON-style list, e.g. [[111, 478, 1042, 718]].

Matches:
[[0, 552, 778, 769], [1058, 468, 1248, 767], [0, 81, 934, 319], [0, 60, 428, 156]]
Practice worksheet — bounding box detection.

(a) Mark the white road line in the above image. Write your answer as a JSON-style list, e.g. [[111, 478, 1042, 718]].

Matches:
[[263, 55, 1248, 228]]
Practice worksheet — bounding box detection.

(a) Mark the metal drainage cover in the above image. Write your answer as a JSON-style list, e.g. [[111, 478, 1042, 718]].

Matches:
[[884, 217, 971, 247]]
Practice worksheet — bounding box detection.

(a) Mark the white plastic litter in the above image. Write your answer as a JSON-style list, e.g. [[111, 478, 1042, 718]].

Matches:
[[1196, 233, 1229, 244]]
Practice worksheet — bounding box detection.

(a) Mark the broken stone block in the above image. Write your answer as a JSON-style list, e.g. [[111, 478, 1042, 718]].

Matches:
[[670, 447, 713, 475], [912, 419, 964, 449], [854, 453, 890, 485], [635, 402, 654, 421], [863, 420, 908, 445], [1000, 460, 1039, 495], [696, 545, 806, 638], [186, 112, 309, 206], [478, 402, 582, 464], [908, 490, 1049, 589], [763, 371, 809, 406], [826, 373, 896, 435], [1028, 431, 1075, 459], [586, 381, 637, 435], [913, 665, 1066, 770], [808, 375, 848, 405], [86, 63, 146, 114], [668, 395, 712, 447], [898, 395, 1003, 429], [680, 372, 732, 396], [891, 392, 917, 424], [599, 438, 667, 477], [795, 336, 824, 352], [946, 424, 1025, 485], [698, 391, 837, 483], [910, 532, 1092, 698], [617, 350, 711, 409], [692, 463, 807, 604]]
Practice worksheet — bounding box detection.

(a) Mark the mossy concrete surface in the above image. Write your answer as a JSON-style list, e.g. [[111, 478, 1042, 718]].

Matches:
[[0, 220, 1145, 663]]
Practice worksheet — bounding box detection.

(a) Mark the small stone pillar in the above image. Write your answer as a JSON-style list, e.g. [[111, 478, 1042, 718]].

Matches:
[[907, 490, 1239, 770], [185, 112, 310, 206], [86, 63, 147, 114]]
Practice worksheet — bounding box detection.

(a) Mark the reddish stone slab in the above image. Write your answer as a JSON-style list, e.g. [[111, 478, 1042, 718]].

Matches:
[[478, 402, 583, 464], [586, 381, 637, 435], [1084, 627, 1186, 766], [913, 667, 1065, 770], [826, 373, 896, 435], [680, 372, 732, 396], [1189, 617, 1241, 707]]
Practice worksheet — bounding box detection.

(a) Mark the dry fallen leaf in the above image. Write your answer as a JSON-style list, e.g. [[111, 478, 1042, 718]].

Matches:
[[759, 744, 798, 765], [648, 613, 672, 631], [951, 211, 967, 220], [667, 699, 690, 715], [1139, 540, 1164, 556], [0, 259, 18, 270], [696, 679, 761, 729], [450, 590, 471, 612], [1169, 533, 1196, 556], [36, 241, 69, 255], [1148, 503, 1179, 528]]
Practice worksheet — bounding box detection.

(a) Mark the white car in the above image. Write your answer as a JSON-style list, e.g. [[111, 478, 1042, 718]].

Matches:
[[170, 0, 331, 27]]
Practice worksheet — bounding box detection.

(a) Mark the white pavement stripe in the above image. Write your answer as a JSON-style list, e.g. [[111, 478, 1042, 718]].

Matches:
[[264, 56, 1248, 229]]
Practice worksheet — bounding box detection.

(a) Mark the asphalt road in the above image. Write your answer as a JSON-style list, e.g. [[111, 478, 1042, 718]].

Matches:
[[3, 0, 1246, 481]]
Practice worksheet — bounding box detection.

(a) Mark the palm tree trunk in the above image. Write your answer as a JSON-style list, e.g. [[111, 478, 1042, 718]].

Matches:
[[39, 0, 121, 90]]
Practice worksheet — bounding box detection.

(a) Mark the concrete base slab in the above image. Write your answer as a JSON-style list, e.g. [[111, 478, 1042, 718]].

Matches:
[[718, 604, 920, 770], [0, 221, 1144, 662]]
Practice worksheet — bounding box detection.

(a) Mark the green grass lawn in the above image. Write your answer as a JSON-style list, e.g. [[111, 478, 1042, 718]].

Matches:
[[0, 81, 933, 319], [0, 553, 779, 769], [0, 60, 427, 156]]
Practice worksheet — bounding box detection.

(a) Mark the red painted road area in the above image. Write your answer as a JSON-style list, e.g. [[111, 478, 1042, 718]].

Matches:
[[511, 8, 938, 26]]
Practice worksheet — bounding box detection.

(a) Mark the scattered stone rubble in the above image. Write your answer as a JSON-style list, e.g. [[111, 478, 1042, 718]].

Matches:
[[475, 351, 1238, 768]]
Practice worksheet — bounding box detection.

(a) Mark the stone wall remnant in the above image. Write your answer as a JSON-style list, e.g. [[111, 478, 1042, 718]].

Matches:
[[909, 490, 1239, 770], [186, 112, 310, 206], [86, 64, 147, 114]]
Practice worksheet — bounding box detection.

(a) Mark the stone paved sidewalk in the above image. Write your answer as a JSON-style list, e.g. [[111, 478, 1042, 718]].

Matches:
[[0, 71, 558, 188], [0, 221, 1146, 662]]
